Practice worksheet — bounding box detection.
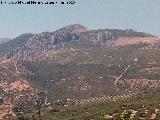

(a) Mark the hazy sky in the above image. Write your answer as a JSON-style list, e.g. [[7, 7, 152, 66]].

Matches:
[[0, 0, 160, 38]]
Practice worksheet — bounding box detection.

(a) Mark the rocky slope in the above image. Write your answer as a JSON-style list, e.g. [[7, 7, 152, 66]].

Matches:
[[0, 24, 156, 62], [0, 59, 45, 119], [0, 24, 160, 101], [0, 34, 33, 57], [0, 24, 160, 119]]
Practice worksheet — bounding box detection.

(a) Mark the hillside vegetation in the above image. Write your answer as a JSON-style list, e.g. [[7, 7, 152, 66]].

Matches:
[[0, 25, 160, 119]]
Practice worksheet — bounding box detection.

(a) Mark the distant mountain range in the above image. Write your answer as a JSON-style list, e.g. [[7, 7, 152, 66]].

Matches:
[[0, 38, 11, 44]]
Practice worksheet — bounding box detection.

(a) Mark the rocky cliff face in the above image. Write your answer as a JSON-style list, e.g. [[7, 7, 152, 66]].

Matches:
[[1, 24, 154, 62]]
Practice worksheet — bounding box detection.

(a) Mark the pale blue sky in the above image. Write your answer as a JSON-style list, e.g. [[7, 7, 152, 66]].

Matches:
[[0, 0, 160, 38]]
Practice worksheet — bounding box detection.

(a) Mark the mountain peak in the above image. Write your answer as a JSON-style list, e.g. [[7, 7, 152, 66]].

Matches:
[[56, 24, 88, 34], [65, 24, 87, 29]]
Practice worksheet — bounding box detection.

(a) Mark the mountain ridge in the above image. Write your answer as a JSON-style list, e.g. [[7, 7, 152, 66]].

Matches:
[[0, 24, 157, 61]]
